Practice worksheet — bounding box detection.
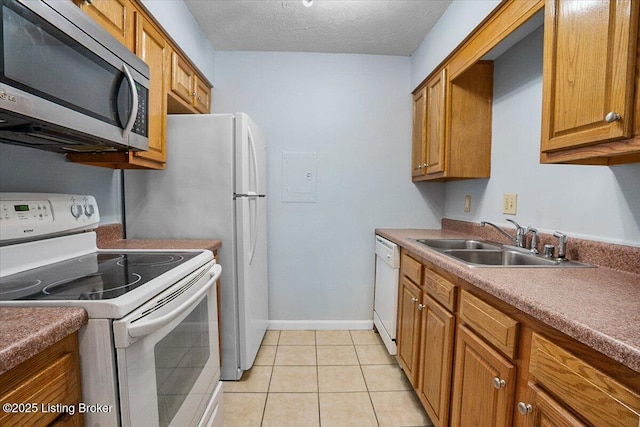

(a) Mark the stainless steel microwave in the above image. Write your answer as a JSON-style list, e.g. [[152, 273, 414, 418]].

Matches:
[[0, 0, 150, 153]]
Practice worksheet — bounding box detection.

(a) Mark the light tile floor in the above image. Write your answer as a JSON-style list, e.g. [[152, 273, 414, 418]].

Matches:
[[223, 330, 433, 427]]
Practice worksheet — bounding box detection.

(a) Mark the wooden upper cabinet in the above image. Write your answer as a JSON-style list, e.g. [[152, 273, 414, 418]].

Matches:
[[168, 51, 212, 114], [68, 0, 212, 169], [541, 0, 640, 164], [412, 62, 493, 181], [425, 68, 447, 176], [411, 69, 446, 179], [412, 87, 427, 178], [193, 75, 211, 113], [170, 52, 195, 107], [76, 0, 134, 50], [132, 13, 167, 166]]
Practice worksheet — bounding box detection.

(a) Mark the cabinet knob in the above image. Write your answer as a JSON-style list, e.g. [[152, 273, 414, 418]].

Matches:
[[492, 377, 506, 389], [191, 92, 197, 97], [422, 163, 429, 168], [85, 0, 93, 4], [418, 303, 425, 311], [417, 165, 423, 170], [605, 111, 621, 123], [517, 402, 533, 415], [411, 297, 418, 303]]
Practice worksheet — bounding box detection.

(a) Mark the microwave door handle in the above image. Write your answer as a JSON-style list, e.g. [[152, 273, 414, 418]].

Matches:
[[127, 264, 221, 339], [121, 64, 139, 138]]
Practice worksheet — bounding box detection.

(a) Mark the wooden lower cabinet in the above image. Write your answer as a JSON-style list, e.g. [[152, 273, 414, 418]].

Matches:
[[417, 293, 455, 427], [527, 333, 640, 427], [0, 333, 83, 427], [520, 382, 586, 427], [395, 248, 640, 427], [397, 276, 422, 386], [450, 324, 516, 427]]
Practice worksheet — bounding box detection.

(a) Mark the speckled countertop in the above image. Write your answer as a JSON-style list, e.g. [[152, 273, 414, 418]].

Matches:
[[0, 307, 88, 374], [95, 223, 221, 253], [99, 239, 221, 252], [376, 228, 640, 374]]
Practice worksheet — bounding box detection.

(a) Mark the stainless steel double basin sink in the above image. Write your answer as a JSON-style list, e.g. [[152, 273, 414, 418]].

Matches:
[[414, 238, 592, 268]]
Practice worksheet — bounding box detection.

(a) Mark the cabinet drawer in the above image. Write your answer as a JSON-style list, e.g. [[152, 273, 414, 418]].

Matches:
[[401, 252, 422, 284], [0, 334, 82, 426], [423, 268, 456, 311], [458, 290, 518, 359], [529, 333, 640, 427]]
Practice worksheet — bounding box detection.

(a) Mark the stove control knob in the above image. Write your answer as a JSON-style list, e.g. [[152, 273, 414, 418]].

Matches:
[[84, 204, 95, 217], [71, 203, 83, 219]]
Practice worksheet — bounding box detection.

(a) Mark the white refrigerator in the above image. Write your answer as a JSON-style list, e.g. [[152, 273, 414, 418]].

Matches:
[[124, 113, 268, 380]]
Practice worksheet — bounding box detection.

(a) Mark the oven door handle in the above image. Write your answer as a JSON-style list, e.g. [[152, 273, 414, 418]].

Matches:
[[127, 264, 221, 339]]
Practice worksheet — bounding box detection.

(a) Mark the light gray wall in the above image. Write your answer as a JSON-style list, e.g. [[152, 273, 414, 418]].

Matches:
[[0, 144, 122, 224], [212, 51, 443, 326], [411, 0, 500, 88], [443, 27, 640, 246]]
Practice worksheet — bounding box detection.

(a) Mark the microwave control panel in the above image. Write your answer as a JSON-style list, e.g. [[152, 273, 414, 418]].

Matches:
[[132, 84, 148, 137]]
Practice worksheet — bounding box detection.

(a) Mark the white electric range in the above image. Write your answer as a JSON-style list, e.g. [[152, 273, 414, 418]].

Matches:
[[0, 193, 223, 427]]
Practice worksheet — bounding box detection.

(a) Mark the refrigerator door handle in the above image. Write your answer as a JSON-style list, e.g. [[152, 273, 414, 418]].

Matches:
[[248, 126, 260, 264], [248, 126, 260, 197], [234, 193, 265, 199]]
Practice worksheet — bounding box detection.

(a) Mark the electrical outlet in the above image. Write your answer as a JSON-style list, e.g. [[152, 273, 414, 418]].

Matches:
[[464, 195, 471, 212], [503, 193, 517, 215]]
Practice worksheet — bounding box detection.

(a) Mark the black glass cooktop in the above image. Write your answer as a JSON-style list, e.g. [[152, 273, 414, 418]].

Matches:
[[0, 252, 199, 301]]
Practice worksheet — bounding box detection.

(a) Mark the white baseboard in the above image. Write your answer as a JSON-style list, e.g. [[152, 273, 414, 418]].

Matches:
[[268, 320, 374, 330]]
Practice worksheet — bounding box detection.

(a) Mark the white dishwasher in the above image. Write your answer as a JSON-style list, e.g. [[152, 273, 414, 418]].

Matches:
[[373, 235, 400, 355]]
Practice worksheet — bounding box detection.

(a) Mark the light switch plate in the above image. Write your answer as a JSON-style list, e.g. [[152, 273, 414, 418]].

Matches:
[[503, 193, 517, 215]]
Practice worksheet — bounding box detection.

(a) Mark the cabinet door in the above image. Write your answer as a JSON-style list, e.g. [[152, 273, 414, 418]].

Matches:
[[170, 52, 196, 107], [397, 276, 422, 386], [78, 0, 133, 50], [518, 382, 586, 427], [194, 75, 211, 114], [417, 294, 455, 427], [450, 324, 516, 427], [412, 87, 427, 178], [541, 0, 638, 152], [425, 68, 447, 175], [134, 13, 167, 164]]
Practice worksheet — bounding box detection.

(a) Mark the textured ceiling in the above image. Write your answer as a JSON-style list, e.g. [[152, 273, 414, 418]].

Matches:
[[184, 0, 452, 56]]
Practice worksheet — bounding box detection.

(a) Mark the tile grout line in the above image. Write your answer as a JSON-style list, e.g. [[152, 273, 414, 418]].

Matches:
[[259, 330, 280, 426], [315, 331, 321, 427]]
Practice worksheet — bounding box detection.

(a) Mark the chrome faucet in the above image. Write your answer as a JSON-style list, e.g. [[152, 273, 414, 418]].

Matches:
[[526, 226, 539, 254], [553, 231, 568, 259], [480, 219, 526, 248]]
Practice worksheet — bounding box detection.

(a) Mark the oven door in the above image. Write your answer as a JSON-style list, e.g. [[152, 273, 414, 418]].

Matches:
[[113, 262, 222, 427]]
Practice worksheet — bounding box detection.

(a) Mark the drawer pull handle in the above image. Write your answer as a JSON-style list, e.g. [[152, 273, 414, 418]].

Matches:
[[492, 377, 506, 389], [517, 402, 533, 415]]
